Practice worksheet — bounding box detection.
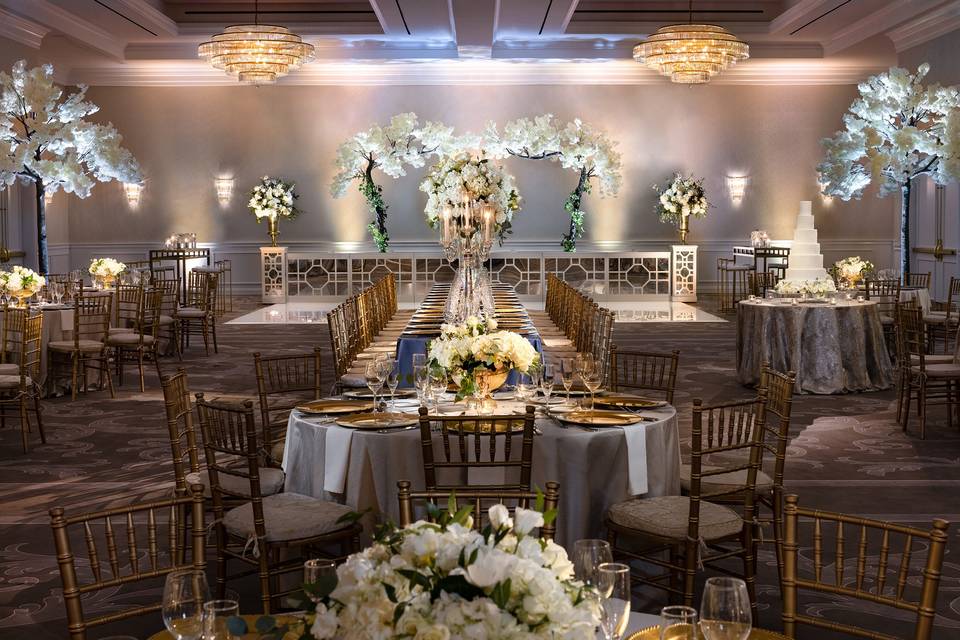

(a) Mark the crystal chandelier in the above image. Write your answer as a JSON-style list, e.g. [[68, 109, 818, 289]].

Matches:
[[198, 1, 315, 84], [633, 1, 748, 84]]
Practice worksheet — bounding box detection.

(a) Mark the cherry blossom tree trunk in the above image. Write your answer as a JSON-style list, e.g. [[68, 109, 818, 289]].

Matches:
[[901, 181, 911, 278], [34, 181, 49, 275]]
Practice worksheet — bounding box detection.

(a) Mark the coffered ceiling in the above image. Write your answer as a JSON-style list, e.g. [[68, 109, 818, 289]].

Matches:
[[1, 1, 958, 85]]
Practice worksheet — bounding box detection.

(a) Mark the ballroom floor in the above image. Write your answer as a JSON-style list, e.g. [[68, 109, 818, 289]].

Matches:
[[2, 296, 958, 639]]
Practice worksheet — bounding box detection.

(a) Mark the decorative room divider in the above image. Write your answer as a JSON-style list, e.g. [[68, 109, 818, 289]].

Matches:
[[261, 246, 698, 304]]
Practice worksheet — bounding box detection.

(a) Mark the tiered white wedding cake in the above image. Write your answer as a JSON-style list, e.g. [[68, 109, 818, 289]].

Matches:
[[776, 201, 836, 295]]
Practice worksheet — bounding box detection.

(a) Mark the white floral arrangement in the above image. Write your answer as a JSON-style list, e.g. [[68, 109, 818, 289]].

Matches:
[[428, 317, 539, 398], [248, 176, 300, 220], [308, 500, 598, 640], [831, 256, 874, 288], [653, 173, 709, 225], [0, 266, 46, 295], [88, 257, 126, 279], [774, 277, 837, 297], [420, 153, 521, 242]]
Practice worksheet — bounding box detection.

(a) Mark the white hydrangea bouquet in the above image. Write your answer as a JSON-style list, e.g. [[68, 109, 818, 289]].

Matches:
[[89, 257, 126, 280], [249, 176, 300, 220], [653, 173, 709, 224], [420, 153, 521, 243], [236, 498, 599, 640], [428, 316, 540, 400], [775, 277, 837, 297], [0, 266, 45, 301], [831, 256, 874, 289]]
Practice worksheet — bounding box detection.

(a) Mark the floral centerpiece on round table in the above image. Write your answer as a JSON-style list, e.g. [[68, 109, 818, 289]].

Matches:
[[0, 266, 45, 306], [249, 176, 300, 247], [653, 173, 709, 243], [428, 316, 540, 402], [89, 257, 125, 289], [831, 256, 875, 289], [774, 277, 837, 298]]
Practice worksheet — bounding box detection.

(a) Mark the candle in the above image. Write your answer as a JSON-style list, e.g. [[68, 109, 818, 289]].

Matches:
[[441, 207, 452, 244], [482, 206, 493, 243]]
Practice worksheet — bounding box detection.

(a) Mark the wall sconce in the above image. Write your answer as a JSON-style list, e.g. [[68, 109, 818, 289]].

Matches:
[[726, 175, 749, 205], [122, 182, 144, 209], [214, 176, 234, 208]]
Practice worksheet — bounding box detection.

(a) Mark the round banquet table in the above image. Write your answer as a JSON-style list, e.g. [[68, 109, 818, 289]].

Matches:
[[282, 399, 681, 547], [736, 298, 894, 394]]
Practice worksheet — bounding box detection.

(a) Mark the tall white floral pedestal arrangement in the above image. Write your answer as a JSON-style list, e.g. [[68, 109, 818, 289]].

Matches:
[[260, 247, 287, 304], [671, 245, 698, 302]]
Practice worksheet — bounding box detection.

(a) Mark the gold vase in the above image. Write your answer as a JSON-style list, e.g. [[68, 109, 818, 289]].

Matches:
[[678, 213, 690, 244], [100, 275, 116, 290], [11, 290, 32, 307], [267, 216, 279, 247]]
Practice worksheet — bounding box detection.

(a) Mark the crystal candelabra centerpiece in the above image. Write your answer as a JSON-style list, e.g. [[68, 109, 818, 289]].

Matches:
[[440, 197, 496, 324]]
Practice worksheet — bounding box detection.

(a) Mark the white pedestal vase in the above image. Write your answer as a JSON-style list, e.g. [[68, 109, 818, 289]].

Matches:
[[260, 246, 288, 304]]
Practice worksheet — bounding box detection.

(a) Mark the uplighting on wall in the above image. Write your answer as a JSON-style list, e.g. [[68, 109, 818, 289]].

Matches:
[[44, 191, 54, 205], [214, 176, 235, 208], [726, 175, 749, 205], [818, 178, 834, 207], [122, 182, 144, 209]]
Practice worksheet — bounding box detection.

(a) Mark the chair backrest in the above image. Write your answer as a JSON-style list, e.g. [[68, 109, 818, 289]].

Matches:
[[865, 279, 901, 315], [74, 291, 112, 345], [161, 369, 201, 493], [1, 306, 26, 364], [898, 306, 927, 368], [904, 272, 931, 289], [142, 287, 163, 339], [17, 312, 42, 384], [396, 479, 559, 540], [418, 406, 536, 491], [155, 278, 179, 316], [113, 284, 144, 331], [185, 271, 217, 313], [254, 347, 323, 450], [688, 392, 768, 534], [49, 486, 206, 640], [757, 364, 796, 487], [608, 346, 680, 403], [749, 270, 780, 296], [326, 302, 351, 382], [781, 494, 949, 640]]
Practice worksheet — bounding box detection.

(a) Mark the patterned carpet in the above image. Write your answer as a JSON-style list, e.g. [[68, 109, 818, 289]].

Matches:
[[2, 296, 959, 639]]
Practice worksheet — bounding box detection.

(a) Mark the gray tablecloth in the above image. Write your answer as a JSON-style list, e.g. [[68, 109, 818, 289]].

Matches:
[[282, 402, 680, 548], [736, 299, 893, 394]]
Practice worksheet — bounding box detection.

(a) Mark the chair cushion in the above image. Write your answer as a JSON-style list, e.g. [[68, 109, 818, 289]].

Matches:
[[913, 364, 960, 378], [543, 338, 574, 348], [0, 363, 18, 375], [222, 492, 354, 543], [175, 307, 208, 318], [910, 354, 955, 365], [340, 374, 367, 388], [879, 314, 894, 326], [185, 467, 285, 499], [607, 495, 742, 541], [0, 374, 30, 388], [109, 326, 136, 334], [49, 339, 105, 353], [679, 465, 774, 494], [158, 314, 176, 326], [106, 333, 156, 346]]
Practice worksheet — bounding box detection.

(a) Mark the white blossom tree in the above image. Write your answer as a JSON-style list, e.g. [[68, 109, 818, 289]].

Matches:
[[0, 60, 141, 273], [818, 64, 960, 276]]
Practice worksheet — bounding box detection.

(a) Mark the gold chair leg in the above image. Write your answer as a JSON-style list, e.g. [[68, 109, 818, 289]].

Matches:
[[70, 353, 79, 402], [32, 387, 44, 444], [18, 397, 29, 453]]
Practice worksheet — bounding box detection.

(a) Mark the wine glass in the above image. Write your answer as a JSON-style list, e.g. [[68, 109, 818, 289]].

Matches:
[[202, 599, 240, 640], [596, 562, 631, 640], [429, 367, 447, 413], [540, 364, 555, 403], [414, 364, 431, 408], [516, 375, 535, 403], [162, 569, 209, 640], [560, 358, 576, 404], [660, 606, 698, 640], [384, 359, 400, 411], [572, 539, 612, 587], [364, 361, 383, 416], [583, 368, 604, 413], [303, 558, 337, 603], [412, 353, 426, 371], [699, 577, 752, 640]]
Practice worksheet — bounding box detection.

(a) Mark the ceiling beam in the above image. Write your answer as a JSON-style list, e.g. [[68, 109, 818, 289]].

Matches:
[[886, 0, 960, 52], [102, 0, 179, 38], [767, 0, 841, 38], [368, 0, 411, 36], [450, 0, 498, 57], [0, 0, 126, 60], [0, 7, 48, 48], [539, 0, 580, 36], [824, 0, 951, 54]]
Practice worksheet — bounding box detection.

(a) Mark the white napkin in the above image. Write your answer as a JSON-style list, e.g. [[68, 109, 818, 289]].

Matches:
[[323, 424, 355, 494], [621, 423, 648, 495]]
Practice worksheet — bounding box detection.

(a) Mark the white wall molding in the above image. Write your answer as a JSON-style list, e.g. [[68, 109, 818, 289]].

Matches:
[[0, 0, 126, 60], [887, 0, 960, 52], [0, 7, 48, 49], [824, 0, 947, 55]]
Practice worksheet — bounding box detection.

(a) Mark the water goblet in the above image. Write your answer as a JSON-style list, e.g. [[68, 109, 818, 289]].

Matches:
[[540, 365, 555, 403], [303, 559, 337, 603], [162, 569, 209, 640], [516, 377, 535, 403], [384, 359, 400, 411], [699, 577, 752, 640], [660, 606, 698, 640], [596, 562, 631, 640], [414, 364, 431, 407], [364, 362, 384, 417], [560, 358, 576, 404], [572, 539, 612, 587], [201, 599, 240, 640], [429, 367, 447, 413]]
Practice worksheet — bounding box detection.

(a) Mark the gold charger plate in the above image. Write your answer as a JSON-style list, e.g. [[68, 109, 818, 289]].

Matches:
[[296, 399, 373, 415], [556, 409, 641, 427], [335, 412, 418, 430], [596, 393, 669, 409], [343, 388, 417, 399], [628, 627, 788, 640]]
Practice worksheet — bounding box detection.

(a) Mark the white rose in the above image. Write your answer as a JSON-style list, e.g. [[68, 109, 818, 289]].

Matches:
[[514, 507, 544, 536], [310, 603, 339, 639], [488, 504, 512, 530], [463, 550, 515, 588]]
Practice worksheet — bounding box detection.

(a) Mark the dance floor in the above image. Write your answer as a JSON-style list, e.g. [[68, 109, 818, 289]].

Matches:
[[2, 296, 958, 639]]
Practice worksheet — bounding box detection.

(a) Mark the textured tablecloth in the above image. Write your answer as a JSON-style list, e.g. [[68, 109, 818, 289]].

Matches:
[[736, 299, 893, 394], [282, 402, 680, 547]]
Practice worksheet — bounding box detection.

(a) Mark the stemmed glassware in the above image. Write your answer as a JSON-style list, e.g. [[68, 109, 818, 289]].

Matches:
[[381, 358, 399, 411], [572, 539, 612, 587], [516, 374, 536, 403], [303, 559, 337, 603], [582, 363, 603, 412], [364, 361, 384, 418], [201, 599, 240, 640], [596, 562, 631, 640], [699, 577, 752, 640], [429, 367, 447, 413], [560, 358, 576, 404], [540, 364, 555, 403], [659, 606, 698, 640], [162, 569, 210, 640]]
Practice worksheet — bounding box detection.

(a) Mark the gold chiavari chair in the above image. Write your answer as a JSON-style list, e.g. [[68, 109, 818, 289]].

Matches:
[[607, 392, 768, 617], [397, 480, 560, 540], [748, 270, 780, 297], [780, 494, 950, 640], [176, 270, 218, 355], [418, 406, 536, 492], [924, 276, 960, 353], [898, 305, 960, 439], [49, 290, 115, 401], [904, 272, 931, 289], [0, 311, 44, 452], [254, 347, 323, 466], [0, 305, 26, 374], [155, 278, 181, 359], [107, 287, 163, 392], [717, 257, 753, 314], [608, 346, 680, 403], [110, 283, 143, 333], [196, 395, 360, 614], [326, 301, 360, 393], [49, 485, 206, 640], [866, 278, 902, 347]]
